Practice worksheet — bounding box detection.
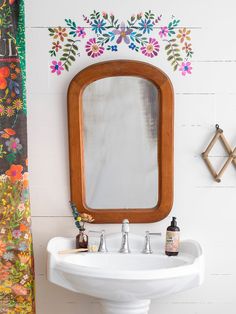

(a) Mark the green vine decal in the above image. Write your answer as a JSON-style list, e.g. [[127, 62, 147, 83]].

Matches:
[[60, 38, 78, 71], [165, 39, 183, 71]]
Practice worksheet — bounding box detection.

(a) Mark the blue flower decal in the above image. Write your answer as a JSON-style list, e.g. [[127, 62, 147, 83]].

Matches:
[[138, 19, 153, 34], [92, 19, 106, 34], [129, 43, 136, 50]]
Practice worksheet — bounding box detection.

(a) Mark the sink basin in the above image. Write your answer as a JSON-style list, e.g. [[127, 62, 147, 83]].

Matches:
[[47, 234, 204, 314]]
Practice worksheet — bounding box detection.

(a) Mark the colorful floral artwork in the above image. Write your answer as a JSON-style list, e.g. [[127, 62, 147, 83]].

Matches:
[[0, 0, 35, 313], [48, 10, 194, 76]]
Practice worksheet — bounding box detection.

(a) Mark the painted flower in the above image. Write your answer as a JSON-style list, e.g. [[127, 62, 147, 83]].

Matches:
[[5, 106, 15, 117], [12, 229, 22, 239], [11, 284, 28, 296], [0, 104, 5, 116], [13, 98, 23, 110], [5, 137, 22, 153], [85, 38, 105, 58], [182, 42, 192, 52], [0, 240, 6, 257], [52, 41, 62, 52], [141, 38, 160, 58], [0, 66, 10, 90], [50, 60, 64, 75], [138, 19, 153, 34], [91, 19, 106, 34], [18, 203, 25, 212], [111, 45, 118, 51], [113, 22, 132, 44], [76, 26, 86, 38], [20, 224, 27, 232], [80, 213, 94, 223], [3, 251, 14, 261], [177, 28, 191, 43], [5, 164, 23, 182], [129, 43, 136, 50], [179, 61, 192, 75], [18, 242, 27, 252], [159, 26, 169, 38], [53, 27, 68, 42]]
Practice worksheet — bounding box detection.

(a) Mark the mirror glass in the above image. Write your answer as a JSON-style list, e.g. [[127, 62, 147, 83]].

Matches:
[[82, 76, 159, 209]]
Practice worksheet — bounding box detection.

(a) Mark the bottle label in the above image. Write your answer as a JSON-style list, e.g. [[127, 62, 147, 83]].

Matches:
[[165, 231, 180, 252]]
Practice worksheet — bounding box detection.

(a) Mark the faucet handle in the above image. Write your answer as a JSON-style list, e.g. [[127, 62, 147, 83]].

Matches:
[[121, 219, 129, 233], [98, 230, 108, 253], [142, 231, 162, 254], [88, 230, 108, 253]]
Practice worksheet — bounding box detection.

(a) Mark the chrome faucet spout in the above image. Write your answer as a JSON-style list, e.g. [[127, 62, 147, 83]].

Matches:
[[119, 219, 131, 253]]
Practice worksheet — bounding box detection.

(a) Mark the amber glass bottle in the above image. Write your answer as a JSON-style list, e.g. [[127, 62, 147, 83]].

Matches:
[[165, 217, 180, 256], [76, 228, 88, 249]]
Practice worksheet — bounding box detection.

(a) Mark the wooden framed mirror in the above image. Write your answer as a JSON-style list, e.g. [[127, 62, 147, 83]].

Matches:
[[68, 60, 174, 223]]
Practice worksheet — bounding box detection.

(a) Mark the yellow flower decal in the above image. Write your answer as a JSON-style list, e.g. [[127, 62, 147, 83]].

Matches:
[[177, 28, 191, 43]]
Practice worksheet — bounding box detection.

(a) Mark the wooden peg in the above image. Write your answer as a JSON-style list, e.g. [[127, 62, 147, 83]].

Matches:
[[202, 126, 236, 182], [216, 148, 236, 181]]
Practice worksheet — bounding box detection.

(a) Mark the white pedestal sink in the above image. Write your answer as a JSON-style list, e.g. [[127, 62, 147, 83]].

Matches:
[[47, 233, 204, 314]]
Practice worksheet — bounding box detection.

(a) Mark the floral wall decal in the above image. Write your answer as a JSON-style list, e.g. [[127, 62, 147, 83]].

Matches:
[[48, 10, 194, 76]]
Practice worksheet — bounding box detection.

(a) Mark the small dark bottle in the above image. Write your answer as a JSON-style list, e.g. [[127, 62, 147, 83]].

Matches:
[[165, 217, 180, 256]]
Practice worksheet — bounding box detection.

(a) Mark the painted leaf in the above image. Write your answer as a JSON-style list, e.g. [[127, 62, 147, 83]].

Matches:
[[165, 44, 171, 50], [6, 153, 17, 164]]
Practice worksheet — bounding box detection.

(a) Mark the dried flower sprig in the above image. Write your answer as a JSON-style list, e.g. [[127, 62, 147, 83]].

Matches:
[[70, 201, 94, 230]]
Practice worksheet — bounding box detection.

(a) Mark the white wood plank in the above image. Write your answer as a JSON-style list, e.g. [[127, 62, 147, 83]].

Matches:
[[26, 0, 236, 313]]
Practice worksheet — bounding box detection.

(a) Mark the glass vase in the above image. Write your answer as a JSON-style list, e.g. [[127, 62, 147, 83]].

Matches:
[[76, 229, 88, 249]]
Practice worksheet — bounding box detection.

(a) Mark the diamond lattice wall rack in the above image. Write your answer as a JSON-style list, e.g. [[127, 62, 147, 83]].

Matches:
[[202, 125, 236, 182]]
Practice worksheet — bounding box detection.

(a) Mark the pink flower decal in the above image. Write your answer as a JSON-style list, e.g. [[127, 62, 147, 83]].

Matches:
[[85, 38, 105, 58], [159, 26, 169, 38], [141, 38, 160, 58], [50, 61, 64, 75], [76, 27, 86, 38], [179, 61, 192, 76]]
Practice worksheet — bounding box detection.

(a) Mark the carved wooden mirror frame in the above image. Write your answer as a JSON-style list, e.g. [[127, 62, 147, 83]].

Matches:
[[68, 60, 174, 223]]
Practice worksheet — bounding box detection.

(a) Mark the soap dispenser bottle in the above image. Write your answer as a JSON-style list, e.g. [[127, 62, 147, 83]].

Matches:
[[165, 217, 180, 256]]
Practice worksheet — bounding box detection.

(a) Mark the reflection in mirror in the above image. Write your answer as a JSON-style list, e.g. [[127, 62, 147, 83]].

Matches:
[[82, 76, 159, 209]]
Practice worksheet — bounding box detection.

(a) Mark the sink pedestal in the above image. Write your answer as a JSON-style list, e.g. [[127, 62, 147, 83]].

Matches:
[[100, 299, 151, 314]]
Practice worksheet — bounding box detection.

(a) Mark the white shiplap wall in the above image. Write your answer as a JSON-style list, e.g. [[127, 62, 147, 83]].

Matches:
[[26, 0, 236, 313]]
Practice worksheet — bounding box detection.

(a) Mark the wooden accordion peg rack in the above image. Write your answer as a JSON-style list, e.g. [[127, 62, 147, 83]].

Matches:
[[202, 124, 236, 182]]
